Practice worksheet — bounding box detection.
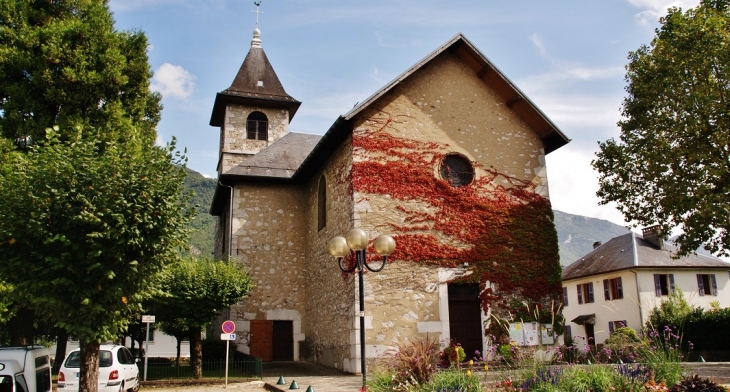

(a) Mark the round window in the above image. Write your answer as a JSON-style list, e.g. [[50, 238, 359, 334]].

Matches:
[[439, 154, 474, 187]]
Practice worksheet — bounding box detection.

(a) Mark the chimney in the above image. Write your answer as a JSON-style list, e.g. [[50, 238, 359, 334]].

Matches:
[[592, 241, 602, 249], [642, 225, 665, 250]]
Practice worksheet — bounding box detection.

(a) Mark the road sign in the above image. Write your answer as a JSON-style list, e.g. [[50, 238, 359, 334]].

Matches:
[[220, 333, 236, 341], [141, 315, 155, 323], [221, 320, 235, 334]]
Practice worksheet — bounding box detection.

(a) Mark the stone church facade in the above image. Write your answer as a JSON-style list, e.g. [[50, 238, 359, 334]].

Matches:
[[210, 28, 569, 373]]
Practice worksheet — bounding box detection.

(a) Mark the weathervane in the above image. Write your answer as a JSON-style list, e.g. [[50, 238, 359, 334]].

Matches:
[[253, 1, 263, 28]]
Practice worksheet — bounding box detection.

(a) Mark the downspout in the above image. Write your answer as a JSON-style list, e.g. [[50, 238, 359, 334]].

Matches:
[[218, 181, 234, 320], [628, 232, 644, 329]]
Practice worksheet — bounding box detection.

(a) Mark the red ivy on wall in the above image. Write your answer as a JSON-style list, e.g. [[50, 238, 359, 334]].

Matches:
[[350, 112, 562, 315]]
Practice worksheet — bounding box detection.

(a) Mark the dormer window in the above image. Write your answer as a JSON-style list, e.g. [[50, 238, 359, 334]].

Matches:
[[247, 111, 268, 140]]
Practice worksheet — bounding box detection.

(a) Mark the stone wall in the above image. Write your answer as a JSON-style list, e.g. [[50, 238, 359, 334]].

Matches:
[[218, 105, 290, 174], [300, 136, 359, 372], [225, 183, 308, 358]]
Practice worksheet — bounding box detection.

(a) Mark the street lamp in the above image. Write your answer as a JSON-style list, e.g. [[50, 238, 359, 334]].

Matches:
[[327, 228, 395, 388]]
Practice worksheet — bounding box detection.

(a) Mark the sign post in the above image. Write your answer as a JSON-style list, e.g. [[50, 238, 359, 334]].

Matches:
[[221, 321, 236, 388], [141, 315, 155, 381]]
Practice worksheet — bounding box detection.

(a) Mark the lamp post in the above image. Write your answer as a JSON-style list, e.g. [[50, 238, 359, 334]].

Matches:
[[328, 228, 396, 388]]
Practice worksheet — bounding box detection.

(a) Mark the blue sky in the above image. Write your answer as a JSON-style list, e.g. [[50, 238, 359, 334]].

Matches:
[[108, 0, 700, 226]]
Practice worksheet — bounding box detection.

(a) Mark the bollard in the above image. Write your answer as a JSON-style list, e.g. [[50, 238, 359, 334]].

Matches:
[[277, 376, 286, 385], [289, 380, 300, 389], [305, 387, 315, 392]]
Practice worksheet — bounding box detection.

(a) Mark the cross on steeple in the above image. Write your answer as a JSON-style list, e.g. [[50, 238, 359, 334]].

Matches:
[[253, 1, 263, 28]]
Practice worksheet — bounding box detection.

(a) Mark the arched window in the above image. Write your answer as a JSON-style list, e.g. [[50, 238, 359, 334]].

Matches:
[[318, 175, 326, 231], [246, 111, 268, 140]]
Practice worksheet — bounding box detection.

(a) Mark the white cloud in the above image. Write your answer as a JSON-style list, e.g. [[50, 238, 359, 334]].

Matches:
[[545, 147, 628, 226], [151, 63, 196, 100], [625, 0, 701, 25], [529, 33, 546, 56], [155, 135, 165, 147]]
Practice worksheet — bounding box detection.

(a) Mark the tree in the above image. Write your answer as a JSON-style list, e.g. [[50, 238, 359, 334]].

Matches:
[[592, 0, 730, 257], [0, 130, 191, 392], [0, 0, 161, 147], [151, 257, 253, 379]]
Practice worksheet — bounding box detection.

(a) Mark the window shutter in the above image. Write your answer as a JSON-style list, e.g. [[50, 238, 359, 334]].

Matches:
[[669, 274, 675, 293], [609, 321, 615, 333], [603, 279, 610, 301], [617, 277, 624, 299], [654, 274, 662, 296], [565, 325, 572, 341], [577, 285, 583, 304], [711, 274, 717, 296], [697, 274, 705, 296], [563, 287, 569, 307], [246, 119, 257, 139], [587, 283, 595, 303]]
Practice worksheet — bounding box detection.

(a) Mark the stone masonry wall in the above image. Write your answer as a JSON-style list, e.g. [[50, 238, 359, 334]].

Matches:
[[300, 136, 358, 372], [349, 51, 553, 356], [225, 183, 308, 356], [218, 105, 290, 174]]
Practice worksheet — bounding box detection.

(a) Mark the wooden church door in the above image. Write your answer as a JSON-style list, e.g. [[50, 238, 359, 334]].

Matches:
[[250, 320, 273, 361], [448, 283, 483, 361]]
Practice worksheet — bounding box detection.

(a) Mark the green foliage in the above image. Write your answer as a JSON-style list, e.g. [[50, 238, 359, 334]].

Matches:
[[647, 288, 695, 332], [512, 364, 652, 392], [440, 340, 466, 367], [603, 327, 646, 363], [639, 326, 687, 388], [182, 168, 216, 257], [592, 0, 730, 257], [684, 307, 730, 351], [0, 132, 191, 344], [427, 369, 483, 392], [674, 374, 727, 392], [0, 0, 161, 148], [151, 256, 253, 328], [149, 256, 253, 379]]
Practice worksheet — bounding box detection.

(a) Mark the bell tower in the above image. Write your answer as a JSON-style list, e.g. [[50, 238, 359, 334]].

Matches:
[[209, 20, 301, 175]]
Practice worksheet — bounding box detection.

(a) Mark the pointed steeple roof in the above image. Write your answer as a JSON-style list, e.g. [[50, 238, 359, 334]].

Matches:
[[210, 28, 301, 127]]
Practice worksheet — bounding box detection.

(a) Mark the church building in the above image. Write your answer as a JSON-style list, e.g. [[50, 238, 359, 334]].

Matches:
[[210, 25, 570, 373]]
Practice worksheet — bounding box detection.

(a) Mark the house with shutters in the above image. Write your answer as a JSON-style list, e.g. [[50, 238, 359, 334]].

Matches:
[[561, 226, 730, 350], [208, 23, 570, 373]]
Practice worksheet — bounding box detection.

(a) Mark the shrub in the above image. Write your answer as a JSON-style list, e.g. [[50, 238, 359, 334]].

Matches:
[[440, 340, 466, 367], [428, 368, 483, 392], [639, 326, 686, 388], [370, 335, 440, 391], [672, 374, 727, 392], [603, 326, 646, 363]]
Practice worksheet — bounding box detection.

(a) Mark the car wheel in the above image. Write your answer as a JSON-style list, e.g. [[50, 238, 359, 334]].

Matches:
[[128, 377, 140, 392]]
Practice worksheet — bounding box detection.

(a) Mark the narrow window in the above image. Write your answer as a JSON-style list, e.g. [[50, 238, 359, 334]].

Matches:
[[577, 285, 583, 304], [562, 287, 569, 307], [654, 274, 673, 296], [604, 277, 623, 300], [246, 111, 268, 140], [608, 320, 627, 333], [317, 175, 326, 231], [565, 325, 572, 343], [697, 274, 717, 296]]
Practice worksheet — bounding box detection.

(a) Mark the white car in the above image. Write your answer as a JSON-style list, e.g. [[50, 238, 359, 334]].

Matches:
[[57, 344, 139, 392]]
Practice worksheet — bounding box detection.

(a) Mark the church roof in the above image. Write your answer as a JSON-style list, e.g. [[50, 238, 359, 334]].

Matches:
[[225, 132, 322, 179], [562, 232, 730, 281], [210, 28, 301, 127]]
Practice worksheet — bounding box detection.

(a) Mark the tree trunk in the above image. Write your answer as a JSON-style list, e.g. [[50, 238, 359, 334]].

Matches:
[[78, 340, 100, 392], [8, 306, 35, 345], [54, 329, 69, 374], [189, 326, 203, 379], [175, 337, 182, 367]]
